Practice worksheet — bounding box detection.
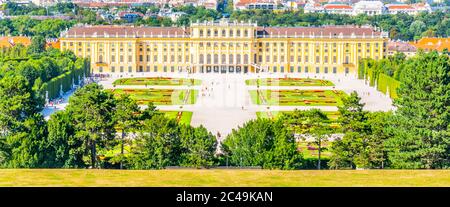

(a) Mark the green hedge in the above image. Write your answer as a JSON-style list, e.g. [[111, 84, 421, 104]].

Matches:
[[40, 58, 90, 100], [359, 60, 400, 99]]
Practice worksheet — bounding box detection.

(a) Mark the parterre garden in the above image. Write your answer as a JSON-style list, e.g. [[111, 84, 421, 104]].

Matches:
[[162, 111, 193, 125], [246, 78, 334, 86], [107, 88, 198, 105], [249, 89, 346, 106], [256, 111, 340, 120], [113, 77, 202, 86]]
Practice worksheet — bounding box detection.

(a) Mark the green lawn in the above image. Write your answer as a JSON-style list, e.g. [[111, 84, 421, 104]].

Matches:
[[107, 89, 198, 105], [113, 77, 201, 86], [249, 90, 346, 106], [256, 111, 340, 120], [246, 78, 334, 86], [162, 111, 193, 125], [0, 169, 449, 186]]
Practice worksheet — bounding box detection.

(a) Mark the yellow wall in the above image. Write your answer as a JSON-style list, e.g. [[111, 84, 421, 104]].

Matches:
[[60, 24, 387, 75]]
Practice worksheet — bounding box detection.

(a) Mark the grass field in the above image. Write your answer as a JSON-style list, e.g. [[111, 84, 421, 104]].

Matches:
[[108, 89, 198, 105], [246, 78, 334, 86], [249, 90, 346, 106], [256, 111, 340, 120], [113, 77, 201, 86], [162, 111, 193, 125], [0, 169, 449, 187]]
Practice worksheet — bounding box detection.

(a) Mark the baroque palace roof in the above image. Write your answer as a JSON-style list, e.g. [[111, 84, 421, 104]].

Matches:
[[61, 24, 387, 39]]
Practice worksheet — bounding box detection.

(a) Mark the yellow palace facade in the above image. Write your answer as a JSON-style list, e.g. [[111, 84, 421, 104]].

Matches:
[[60, 20, 388, 75]]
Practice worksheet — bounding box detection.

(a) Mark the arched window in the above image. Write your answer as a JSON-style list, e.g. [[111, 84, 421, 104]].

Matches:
[[221, 54, 226, 64], [199, 54, 204, 64], [207, 54, 211, 64], [243, 54, 249, 64], [229, 54, 234, 64], [222, 30, 226, 37], [229, 30, 234, 37], [200, 29, 203, 37], [236, 54, 241, 64], [214, 54, 218, 64]]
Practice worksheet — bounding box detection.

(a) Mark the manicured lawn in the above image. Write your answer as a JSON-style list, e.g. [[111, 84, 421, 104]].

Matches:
[[107, 89, 198, 105], [249, 90, 346, 106], [162, 111, 193, 125], [246, 78, 334, 86], [256, 111, 340, 120], [113, 77, 201, 86], [0, 169, 449, 186]]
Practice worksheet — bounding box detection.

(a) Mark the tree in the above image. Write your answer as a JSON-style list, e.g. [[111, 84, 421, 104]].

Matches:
[[330, 92, 370, 169], [114, 94, 140, 169], [6, 113, 47, 168], [66, 83, 117, 168], [28, 36, 46, 55], [385, 52, 450, 169], [46, 111, 85, 168], [222, 118, 302, 169], [128, 114, 181, 169], [179, 125, 217, 168], [280, 109, 333, 169]]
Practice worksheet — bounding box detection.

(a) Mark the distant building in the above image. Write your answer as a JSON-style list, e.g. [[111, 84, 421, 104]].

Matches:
[[118, 11, 144, 23], [387, 41, 417, 57], [234, 0, 279, 10], [410, 37, 450, 53], [304, 1, 432, 16], [386, 3, 432, 15], [0, 36, 31, 48], [323, 4, 353, 15], [353, 1, 385, 16]]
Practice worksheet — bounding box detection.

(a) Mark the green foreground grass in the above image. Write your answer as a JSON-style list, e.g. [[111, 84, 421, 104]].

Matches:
[[0, 169, 449, 187]]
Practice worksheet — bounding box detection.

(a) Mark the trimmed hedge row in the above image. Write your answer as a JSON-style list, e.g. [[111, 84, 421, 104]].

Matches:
[[40, 59, 90, 100], [358, 60, 400, 99], [377, 73, 400, 99]]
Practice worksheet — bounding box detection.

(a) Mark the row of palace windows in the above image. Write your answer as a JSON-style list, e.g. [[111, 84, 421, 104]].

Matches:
[[99, 65, 350, 74], [199, 29, 253, 38], [270, 66, 350, 74], [103, 65, 184, 73], [198, 54, 250, 64]]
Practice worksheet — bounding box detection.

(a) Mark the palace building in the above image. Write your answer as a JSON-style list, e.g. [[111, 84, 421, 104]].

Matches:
[[59, 20, 388, 75]]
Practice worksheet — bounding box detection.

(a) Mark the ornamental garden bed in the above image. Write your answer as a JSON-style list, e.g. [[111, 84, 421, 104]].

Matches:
[[107, 89, 198, 105], [249, 90, 346, 106], [246, 78, 334, 86], [113, 77, 202, 86]]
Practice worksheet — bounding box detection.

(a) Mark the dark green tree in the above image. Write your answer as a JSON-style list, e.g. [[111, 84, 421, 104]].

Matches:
[[222, 118, 302, 169], [386, 52, 450, 169], [65, 83, 116, 168]]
